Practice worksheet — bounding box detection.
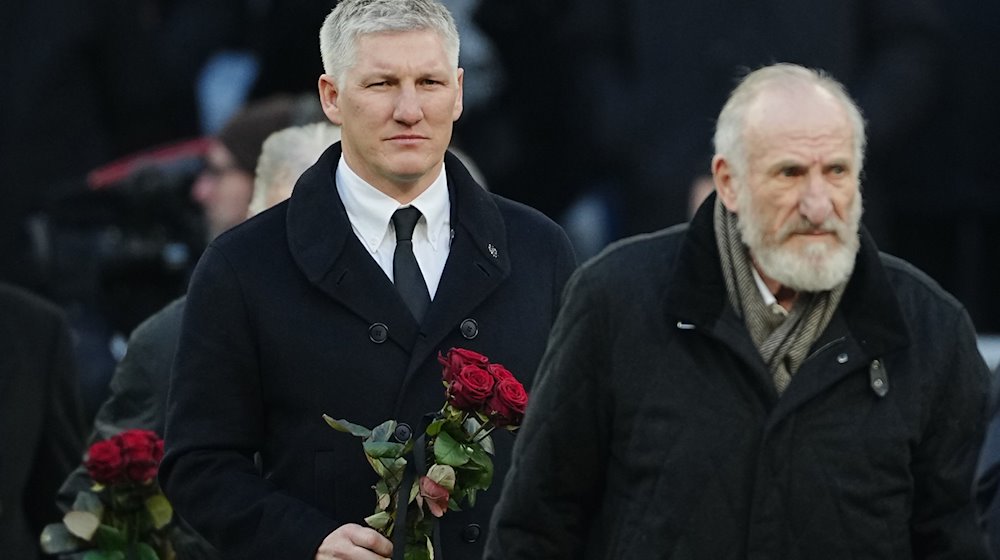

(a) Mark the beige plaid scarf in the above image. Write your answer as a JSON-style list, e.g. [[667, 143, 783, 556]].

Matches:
[[713, 197, 845, 394]]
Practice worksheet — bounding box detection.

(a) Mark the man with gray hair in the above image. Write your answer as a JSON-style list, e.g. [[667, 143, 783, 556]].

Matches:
[[161, 1, 575, 559], [251, 122, 342, 215], [485, 63, 991, 559]]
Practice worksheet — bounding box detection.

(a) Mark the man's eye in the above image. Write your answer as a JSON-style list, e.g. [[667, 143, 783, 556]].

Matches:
[[829, 165, 846, 174], [781, 167, 803, 177], [367, 81, 388, 88]]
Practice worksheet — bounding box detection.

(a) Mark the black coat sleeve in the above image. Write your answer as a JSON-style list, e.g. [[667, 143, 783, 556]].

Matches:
[[159, 246, 338, 559], [910, 307, 992, 559]]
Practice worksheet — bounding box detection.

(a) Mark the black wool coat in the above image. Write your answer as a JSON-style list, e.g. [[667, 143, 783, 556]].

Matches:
[[0, 283, 85, 560], [486, 196, 991, 559], [161, 144, 576, 560]]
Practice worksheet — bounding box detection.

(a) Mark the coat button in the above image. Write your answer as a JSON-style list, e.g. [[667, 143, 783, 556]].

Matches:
[[369, 323, 388, 343], [461, 523, 481, 543], [393, 423, 412, 443], [460, 318, 478, 339]]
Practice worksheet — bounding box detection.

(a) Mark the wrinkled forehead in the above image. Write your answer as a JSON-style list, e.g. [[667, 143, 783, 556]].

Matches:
[[349, 29, 456, 74], [746, 84, 852, 138]]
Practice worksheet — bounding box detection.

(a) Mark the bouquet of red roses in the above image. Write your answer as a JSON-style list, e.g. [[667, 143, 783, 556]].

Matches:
[[40, 429, 175, 560], [324, 348, 528, 560]]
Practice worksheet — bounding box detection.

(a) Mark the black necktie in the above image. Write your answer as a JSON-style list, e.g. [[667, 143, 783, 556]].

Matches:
[[391, 207, 431, 322]]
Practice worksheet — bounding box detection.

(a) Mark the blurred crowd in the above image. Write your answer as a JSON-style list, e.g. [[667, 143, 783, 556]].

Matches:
[[2, 0, 998, 455]]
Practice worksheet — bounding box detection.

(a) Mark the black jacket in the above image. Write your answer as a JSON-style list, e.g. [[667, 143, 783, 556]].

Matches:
[[486, 197, 991, 559], [0, 283, 85, 560], [161, 144, 576, 559]]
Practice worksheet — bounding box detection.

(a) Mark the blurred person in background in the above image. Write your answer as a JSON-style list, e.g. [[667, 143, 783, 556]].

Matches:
[[192, 95, 322, 241], [0, 0, 237, 293], [55, 118, 338, 559], [475, 0, 948, 261], [250, 122, 342, 215], [0, 282, 85, 560], [54, 94, 319, 425]]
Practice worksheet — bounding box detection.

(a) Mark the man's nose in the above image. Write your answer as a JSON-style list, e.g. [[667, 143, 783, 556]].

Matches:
[[799, 171, 833, 225], [393, 85, 424, 125]]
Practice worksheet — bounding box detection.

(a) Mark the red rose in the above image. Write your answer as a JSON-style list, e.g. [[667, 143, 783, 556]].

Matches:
[[448, 364, 495, 411], [487, 363, 514, 383], [85, 439, 125, 484], [118, 429, 163, 483], [438, 348, 489, 383], [486, 376, 528, 428]]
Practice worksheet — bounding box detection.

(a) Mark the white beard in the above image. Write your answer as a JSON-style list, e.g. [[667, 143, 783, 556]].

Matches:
[[737, 189, 862, 292]]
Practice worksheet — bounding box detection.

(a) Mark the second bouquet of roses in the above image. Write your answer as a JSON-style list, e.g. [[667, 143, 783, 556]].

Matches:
[[39, 429, 175, 560], [323, 347, 528, 560]]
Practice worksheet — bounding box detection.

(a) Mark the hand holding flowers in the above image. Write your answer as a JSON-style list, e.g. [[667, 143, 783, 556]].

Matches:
[[323, 348, 528, 560]]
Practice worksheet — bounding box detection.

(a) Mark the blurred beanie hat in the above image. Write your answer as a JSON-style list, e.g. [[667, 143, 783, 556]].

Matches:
[[216, 95, 298, 174]]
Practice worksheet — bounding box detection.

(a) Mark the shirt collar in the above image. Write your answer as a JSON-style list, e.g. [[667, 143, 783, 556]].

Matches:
[[751, 265, 788, 317], [335, 155, 450, 251]]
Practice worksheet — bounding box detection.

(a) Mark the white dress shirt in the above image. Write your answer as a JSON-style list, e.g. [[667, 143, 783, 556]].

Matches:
[[752, 266, 789, 318], [335, 155, 451, 298]]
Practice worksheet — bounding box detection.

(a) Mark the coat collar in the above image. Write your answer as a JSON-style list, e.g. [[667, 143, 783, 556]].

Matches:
[[286, 143, 510, 379], [665, 193, 910, 361]]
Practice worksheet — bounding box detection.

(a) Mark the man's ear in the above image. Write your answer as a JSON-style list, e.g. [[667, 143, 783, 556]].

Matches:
[[452, 67, 465, 122], [712, 155, 740, 213], [318, 74, 343, 126]]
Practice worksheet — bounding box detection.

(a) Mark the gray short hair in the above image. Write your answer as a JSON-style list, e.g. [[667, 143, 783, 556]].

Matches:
[[713, 63, 867, 179], [319, 0, 460, 85], [251, 122, 342, 215]]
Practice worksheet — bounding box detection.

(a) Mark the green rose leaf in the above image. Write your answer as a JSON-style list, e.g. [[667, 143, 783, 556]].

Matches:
[[71, 491, 105, 516], [363, 441, 406, 459], [83, 551, 124, 560], [426, 418, 445, 437], [145, 493, 173, 529], [63, 510, 101, 541], [375, 478, 392, 511], [365, 511, 393, 530], [434, 430, 472, 467], [402, 536, 433, 560], [465, 487, 480, 508], [468, 444, 493, 471], [370, 420, 397, 443], [133, 542, 160, 560], [460, 467, 492, 495], [322, 415, 372, 438], [93, 524, 127, 550], [39, 523, 86, 554], [409, 478, 421, 505], [426, 464, 456, 492]]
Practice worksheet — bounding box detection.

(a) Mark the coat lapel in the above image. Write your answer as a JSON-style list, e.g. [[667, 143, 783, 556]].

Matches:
[[668, 193, 910, 420], [286, 144, 420, 351], [399, 152, 510, 401], [769, 231, 910, 421], [286, 146, 510, 387]]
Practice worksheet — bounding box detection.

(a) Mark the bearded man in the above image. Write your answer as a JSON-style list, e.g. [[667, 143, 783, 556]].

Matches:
[[484, 63, 992, 559]]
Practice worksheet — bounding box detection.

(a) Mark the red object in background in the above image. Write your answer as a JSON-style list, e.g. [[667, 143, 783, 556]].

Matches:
[[87, 137, 212, 190]]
